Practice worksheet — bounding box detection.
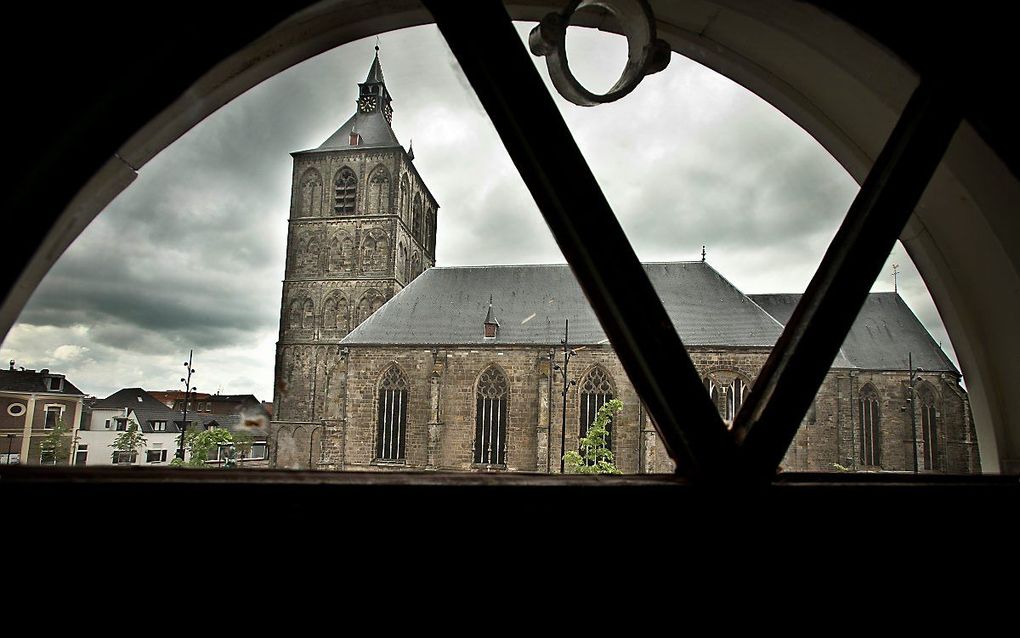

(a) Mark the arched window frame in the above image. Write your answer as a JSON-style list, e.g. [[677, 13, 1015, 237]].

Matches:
[[301, 298, 315, 330], [367, 164, 391, 214], [859, 384, 881, 467], [361, 228, 389, 272], [918, 383, 940, 471], [702, 371, 751, 430], [579, 365, 615, 450], [298, 167, 323, 217], [474, 365, 509, 466], [412, 194, 423, 244], [334, 167, 357, 215], [375, 364, 409, 462], [357, 289, 386, 324]]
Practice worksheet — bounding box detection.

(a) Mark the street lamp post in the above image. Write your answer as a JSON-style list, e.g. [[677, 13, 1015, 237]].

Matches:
[[552, 319, 577, 474], [176, 350, 197, 461]]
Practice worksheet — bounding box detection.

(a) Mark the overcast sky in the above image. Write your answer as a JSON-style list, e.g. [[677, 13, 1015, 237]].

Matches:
[[0, 23, 954, 401]]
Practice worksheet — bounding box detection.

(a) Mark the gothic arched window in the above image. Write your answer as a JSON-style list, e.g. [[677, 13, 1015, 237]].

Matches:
[[357, 290, 385, 324], [288, 300, 302, 329], [298, 237, 321, 274], [328, 234, 353, 272], [335, 296, 350, 332], [703, 373, 749, 429], [376, 364, 409, 462], [299, 168, 322, 217], [368, 165, 390, 214], [334, 167, 357, 215], [919, 384, 939, 471], [579, 366, 614, 449], [859, 384, 881, 466], [398, 242, 407, 281], [725, 377, 748, 423], [412, 195, 423, 244], [322, 297, 335, 329], [474, 366, 509, 465], [301, 299, 315, 330], [361, 229, 389, 272], [427, 207, 437, 254], [399, 174, 410, 223]]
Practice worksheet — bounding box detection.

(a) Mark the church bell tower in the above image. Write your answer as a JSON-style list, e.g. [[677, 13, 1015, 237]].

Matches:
[[272, 47, 439, 460]]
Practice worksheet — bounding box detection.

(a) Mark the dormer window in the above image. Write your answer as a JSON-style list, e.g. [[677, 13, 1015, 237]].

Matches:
[[46, 377, 63, 392], [483, 295, 499, 339], [151, 420, 167, 432], [349, 132, 361, 146]]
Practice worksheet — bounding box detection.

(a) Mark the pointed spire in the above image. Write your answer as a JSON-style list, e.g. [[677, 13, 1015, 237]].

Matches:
[[408, 139, 415, 161], [365, 44, 385, 84], [484, 295, 499, 338]]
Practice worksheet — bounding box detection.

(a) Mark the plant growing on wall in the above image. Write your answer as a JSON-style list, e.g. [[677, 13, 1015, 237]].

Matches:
[[563, 398, 622, 475]]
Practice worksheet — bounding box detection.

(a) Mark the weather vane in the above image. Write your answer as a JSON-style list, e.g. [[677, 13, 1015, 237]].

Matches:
[[892, 264, 899, 293]]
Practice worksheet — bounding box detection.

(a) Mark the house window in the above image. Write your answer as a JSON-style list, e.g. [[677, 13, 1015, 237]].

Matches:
[[334, 167, 357, 214], [579, 366, 614, 449], [46, 377, 63, 392], [146, 449, 168, 464], [43, 405, 63, 429], [474, 365, 509, 465], [105, 419, 111, 429], [151, 420, 167, 432], [859, 384, 881, 466], [115, 418, 127, 431], [248, 443, 267, 460], [919, 387, 939, 471], [113, 451, 136, 465], [375, 365, 409, 462], [7, 403, 26, 417], [74, 444, 88, 465], [40, 449, 56, 465]]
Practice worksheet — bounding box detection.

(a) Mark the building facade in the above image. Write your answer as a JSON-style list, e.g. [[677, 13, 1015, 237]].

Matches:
[[0, 365, 85, 465], [270, 53, 980, 475]]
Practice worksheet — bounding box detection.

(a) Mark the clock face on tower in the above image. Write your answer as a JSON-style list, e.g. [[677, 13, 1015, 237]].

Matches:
[[359, 96, 378, 112]]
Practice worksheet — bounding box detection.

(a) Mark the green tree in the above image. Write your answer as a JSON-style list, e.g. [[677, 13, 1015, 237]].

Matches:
[[40, 419, 75, 465], [563, 398, 622, 474], [172, 426, 235, 467], [111, 419, 148, 464]]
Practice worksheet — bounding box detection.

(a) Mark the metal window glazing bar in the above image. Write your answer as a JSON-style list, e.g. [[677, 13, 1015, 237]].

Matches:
[[424, 0, 733, 479], [731, 82, 961, 480]]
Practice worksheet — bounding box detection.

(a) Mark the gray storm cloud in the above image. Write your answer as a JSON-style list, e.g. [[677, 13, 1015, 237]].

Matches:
[[0, 23, 955, 399]]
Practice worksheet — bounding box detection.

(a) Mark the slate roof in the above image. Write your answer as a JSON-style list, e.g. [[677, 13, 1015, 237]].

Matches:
[[92, 388, 167, 410], [312, 110, 401, 152], [126, 408, 265, 438], [129, 407, 183, 434], [0, 369, 84, 395], [750, 292, 957, 372], [342, 262, 786, 348]]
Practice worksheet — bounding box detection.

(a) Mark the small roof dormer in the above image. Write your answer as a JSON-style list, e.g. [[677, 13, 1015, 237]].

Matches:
[[483, 295, 499, 339]]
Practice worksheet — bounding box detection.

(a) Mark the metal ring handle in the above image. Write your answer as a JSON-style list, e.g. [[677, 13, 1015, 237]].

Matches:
[[528, 0, 670, 106]]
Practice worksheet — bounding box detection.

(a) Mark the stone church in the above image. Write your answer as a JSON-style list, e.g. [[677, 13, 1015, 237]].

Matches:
[[270, 52, 980, 475]]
